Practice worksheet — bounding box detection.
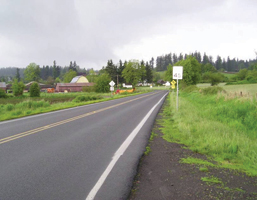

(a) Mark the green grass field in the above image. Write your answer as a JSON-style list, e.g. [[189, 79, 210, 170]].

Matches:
[[197, 83, 257, 97], [161, 86, 257, 176]]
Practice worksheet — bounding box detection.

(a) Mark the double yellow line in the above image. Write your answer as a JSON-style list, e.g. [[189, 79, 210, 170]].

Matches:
[[0, 92, 158, 145]]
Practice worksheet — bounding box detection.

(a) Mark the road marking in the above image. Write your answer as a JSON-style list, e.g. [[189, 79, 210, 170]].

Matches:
[[86, 92, 168, 200], [0, 92, 160, 145]]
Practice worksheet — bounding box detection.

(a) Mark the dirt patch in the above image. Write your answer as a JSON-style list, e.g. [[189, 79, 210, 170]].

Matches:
[[128, 105, 257, 200]]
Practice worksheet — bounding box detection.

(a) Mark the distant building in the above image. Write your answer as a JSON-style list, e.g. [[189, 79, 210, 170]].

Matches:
[[0, 82, 6, 92], [70, 76, 89, 83], [122, 83, 133, 88], [56, 83, 94, 92]]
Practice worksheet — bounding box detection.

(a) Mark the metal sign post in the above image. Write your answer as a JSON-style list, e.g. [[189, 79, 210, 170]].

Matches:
[[173, 66, 183, 111], [109, 80, 115, 96]]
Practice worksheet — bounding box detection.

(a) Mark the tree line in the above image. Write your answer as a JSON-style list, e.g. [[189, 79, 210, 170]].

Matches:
[[0, 61, 98, 84], [155, 51, 257, 72]]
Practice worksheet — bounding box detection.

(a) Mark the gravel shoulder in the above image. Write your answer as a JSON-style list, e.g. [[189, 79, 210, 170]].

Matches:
[[128, 102, 257, 200]]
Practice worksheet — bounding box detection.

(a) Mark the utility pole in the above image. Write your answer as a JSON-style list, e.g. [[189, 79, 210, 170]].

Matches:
[[117, 74, 119, 89]]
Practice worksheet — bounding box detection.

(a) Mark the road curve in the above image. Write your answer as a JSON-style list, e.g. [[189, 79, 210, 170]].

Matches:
[[0, 90, 168, 200]]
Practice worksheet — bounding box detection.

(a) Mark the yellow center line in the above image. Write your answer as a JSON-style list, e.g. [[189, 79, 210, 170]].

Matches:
[[0, 92, 159, 145]]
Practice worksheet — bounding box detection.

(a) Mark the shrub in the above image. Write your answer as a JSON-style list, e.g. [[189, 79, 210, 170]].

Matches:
[[0, 89, 7, 98], [12, 79, 25, 97], [94, 73, 111, 93], [201, 86, 224, 95], [6, 104, 14, 111], [72, 95, 102, 103], [30, 82, 40, 97]]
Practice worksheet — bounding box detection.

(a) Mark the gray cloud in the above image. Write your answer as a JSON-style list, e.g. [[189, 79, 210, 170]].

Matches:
[[0, 0, 256, 69]]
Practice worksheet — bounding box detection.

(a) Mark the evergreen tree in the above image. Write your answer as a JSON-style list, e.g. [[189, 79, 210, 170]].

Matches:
[[145, 62, 153, 83], [149, 57, 154, 69], [15, 68, 20, 82], [105, 60, 118, 84], [53, 60, 58, 79], [215, 56, 223, 71], [173, 53, 178, 64], [202, 53, 209, 65]]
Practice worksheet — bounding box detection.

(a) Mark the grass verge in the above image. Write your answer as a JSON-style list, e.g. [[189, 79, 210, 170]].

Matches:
[[161, 90, 257, 176], [0, 90, 148, 122]]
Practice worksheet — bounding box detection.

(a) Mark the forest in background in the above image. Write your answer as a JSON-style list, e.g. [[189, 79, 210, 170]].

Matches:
[[0, 51, 257, 84]]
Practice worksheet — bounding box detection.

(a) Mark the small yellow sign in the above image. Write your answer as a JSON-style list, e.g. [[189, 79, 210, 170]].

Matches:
[[171, 80, 176, 89], [171, 80, 176, 85]]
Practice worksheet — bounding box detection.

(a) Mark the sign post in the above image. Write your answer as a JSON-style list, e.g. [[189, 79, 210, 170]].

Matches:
[[172, 66, 183, 110], [109, 80, 115, 95]]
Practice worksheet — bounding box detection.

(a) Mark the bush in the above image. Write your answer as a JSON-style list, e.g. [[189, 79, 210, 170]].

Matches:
[[12, 79, 25, 96], [30, 82, 40, 97], [0, 89, 7, 98], [72, 95, 102, 103], [94, 73, 111, 93], [6, 104, 14, 111], [201, 86, 224, 95]]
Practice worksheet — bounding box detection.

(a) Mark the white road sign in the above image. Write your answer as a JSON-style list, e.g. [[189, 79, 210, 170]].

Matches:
[[109, 80, 115, 87], [110, 86, 114, 91], [173, 66, 183, 80]]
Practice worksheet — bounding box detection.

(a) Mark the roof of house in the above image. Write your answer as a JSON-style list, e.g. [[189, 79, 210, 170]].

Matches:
[[25, 81, 45, 86], [70, 76, 89, 83], [70, 76, 80, 83], [57, 83, 94, 87], [0, 82, 6, 88]]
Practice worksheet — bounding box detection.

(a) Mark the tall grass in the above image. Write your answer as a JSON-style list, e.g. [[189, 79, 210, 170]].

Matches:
[[161, 90, 257, 176], [0, 90, 147, 121]]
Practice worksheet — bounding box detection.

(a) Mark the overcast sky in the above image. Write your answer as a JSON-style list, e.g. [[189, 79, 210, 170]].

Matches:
[[1, 0, 257, 70]]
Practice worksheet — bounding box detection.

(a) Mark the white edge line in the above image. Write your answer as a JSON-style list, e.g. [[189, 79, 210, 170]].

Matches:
[[85, 92, 168, 200]]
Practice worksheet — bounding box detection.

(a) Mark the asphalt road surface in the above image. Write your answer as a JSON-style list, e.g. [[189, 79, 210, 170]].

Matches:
[[0, 90, 168, 200]]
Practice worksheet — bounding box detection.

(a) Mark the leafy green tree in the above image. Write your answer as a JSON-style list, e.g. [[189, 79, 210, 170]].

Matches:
[[12, 79, 25, 96], [94, 73, 111, 93], [30, 82, 40, 97], [246, 70, 257, 82], [201, 63, 217, 74], [55, 77, 61, 83], [236, 69, 248, 80], [203, 72, 224, 86], [122, 60, 141, 87], [63, 69, 77, 83], [24, 63, 41, 82], [173, 56, 201, 85]]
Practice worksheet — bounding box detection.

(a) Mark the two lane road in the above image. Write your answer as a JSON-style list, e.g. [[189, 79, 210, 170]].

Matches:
[[0, 90, 168, 200]]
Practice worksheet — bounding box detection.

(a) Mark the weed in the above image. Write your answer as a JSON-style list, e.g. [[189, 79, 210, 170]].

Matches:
[[144, 146, 151, 155], [201, 176, 223, 186], [199, 167, 209, 172], [180, 157, 215, 167], [149, 132, 158, 141]]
